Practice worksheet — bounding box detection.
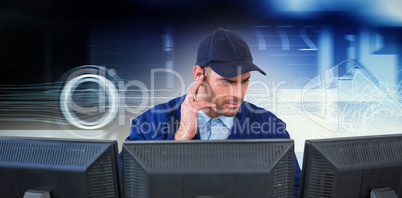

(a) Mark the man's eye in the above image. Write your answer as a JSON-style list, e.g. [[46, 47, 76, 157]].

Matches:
[[242, 79, 249, 83], [222, 80, 230, 84]]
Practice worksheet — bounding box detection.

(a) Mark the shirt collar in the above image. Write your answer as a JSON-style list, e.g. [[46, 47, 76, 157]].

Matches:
[[197, 110, 234, 129]]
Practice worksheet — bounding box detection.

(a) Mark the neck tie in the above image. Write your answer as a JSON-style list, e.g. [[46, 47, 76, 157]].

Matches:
[[205, 118, 230, 140], [210, 118, 222, 136]]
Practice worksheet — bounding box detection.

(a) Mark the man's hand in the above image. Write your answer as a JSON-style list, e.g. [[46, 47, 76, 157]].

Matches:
[[174, 75, 216, 140]]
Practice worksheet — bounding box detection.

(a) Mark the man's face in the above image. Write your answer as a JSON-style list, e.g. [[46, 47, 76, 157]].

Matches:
[[202, 68, 250, 117]]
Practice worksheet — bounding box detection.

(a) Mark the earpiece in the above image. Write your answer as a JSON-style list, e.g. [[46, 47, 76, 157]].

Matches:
[[199, 68, 205, 78]]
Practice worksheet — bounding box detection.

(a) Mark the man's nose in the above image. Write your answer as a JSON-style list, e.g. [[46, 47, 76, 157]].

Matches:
[[229, 83, 243, 99]]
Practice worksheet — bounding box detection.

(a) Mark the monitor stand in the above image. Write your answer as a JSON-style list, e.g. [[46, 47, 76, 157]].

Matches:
[[370, 187, 398, 198], [23, 190, 51, 198]]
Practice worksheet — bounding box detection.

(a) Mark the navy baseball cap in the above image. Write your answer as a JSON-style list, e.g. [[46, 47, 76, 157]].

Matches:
[[195, 27, 266, 78]]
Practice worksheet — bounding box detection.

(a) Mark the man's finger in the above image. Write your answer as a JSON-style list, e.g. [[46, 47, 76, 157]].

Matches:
[[192, 99, 217, 112], [188, 75, 205, 95]]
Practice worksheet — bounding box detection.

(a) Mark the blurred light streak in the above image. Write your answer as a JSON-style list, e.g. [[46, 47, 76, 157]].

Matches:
[[268, 0, 402, 25]]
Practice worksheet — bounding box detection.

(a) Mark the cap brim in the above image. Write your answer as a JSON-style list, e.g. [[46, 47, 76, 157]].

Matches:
[[208, 61, 266, 78]]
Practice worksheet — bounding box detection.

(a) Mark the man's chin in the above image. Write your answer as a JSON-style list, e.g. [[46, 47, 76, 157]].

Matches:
[[220, 108, 239, 117]]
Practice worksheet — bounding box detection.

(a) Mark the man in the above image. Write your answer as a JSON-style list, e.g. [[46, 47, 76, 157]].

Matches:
[[122, 27, 300, 197]]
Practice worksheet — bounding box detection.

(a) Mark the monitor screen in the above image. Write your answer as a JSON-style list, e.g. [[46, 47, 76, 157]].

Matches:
[[0, 136, 123, 198], [299, 134, 402, 198], [122, 139, 295, 198]]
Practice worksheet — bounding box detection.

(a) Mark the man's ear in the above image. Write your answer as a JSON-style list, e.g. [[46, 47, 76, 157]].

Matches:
[[193, 65, 204, 79]]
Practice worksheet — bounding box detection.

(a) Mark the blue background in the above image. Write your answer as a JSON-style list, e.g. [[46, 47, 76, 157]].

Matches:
[[0, 0, 401, 159]]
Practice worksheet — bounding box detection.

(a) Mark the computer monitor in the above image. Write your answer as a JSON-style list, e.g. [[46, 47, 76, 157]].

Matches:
[[0, 136, 123, 198], [122, 139, 295, 198], [299, 134, 402, 198]]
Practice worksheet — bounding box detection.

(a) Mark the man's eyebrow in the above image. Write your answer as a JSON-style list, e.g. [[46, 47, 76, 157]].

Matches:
[[243, 76, 251, 81], [219, 76, 251, 82]]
